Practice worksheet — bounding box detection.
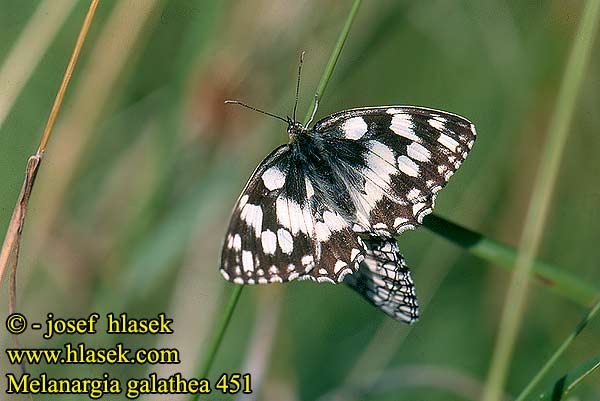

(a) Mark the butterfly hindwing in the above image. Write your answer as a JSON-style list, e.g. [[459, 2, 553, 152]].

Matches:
[[344, 236, 419, 323]]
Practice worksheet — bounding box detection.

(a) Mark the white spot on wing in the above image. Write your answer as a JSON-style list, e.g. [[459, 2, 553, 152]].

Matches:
[[412, 202, 426, 217], [315, 222, 331, 241], [233, 234, 242, 251], [350, 248, 361, 261], [286, 199, 306, 235], [277, 228, 293, 254], [242, 251, 254, 272], [276, 197, 291, 229], [362, 141, 396, 201], [301, 205, 315, 238], [407, 142, 431, 162], [334, 260, 348, 274], [240, 203, 263, 237], [368, 141, 396, 165], [428, 118, 445, 130], [362, 178, 388, 212], [261, 230, 277, 255], [438, 133, 460, 152], [262, 166, 286, 191], [407, 188, 421, 200], [322, 211, 346, 231], [390, 114, 419, 142], [301, 255, 314, 269], [397, 155, 420, 177], [305, 177, 315, 198], [394, 217, 408, 227], [342, 116, 368, 140]]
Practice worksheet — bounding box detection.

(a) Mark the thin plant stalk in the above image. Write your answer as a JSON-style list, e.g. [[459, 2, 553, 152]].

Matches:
[[0, 0, 100, 289], [482, 2, 600, 400], [303, 0, 362, 126], [188, 285, 244, 401], [515, 299, 600, 401], [191, 0, 363, 392], [22, 0, 160, 275]]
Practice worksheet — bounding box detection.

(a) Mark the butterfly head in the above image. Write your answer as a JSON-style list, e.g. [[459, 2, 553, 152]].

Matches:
[[286, 117, 307, 140]]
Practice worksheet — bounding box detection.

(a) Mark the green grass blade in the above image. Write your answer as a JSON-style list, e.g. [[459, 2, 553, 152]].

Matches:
[[515, 299, 600, 401], [481, 2, 600, 400], [303, 0, 362, 125], [422, 215, 599, 306], [538, 352, 600, 401], [188, 285, 244, 401]]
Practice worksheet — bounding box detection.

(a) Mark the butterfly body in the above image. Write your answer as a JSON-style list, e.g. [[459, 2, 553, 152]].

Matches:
[[220, 105, 476, 323]]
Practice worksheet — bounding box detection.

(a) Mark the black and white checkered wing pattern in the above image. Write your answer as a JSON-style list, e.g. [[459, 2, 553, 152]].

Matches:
[[344, 237, 418, 323], [314, 106, 476, 236], [220, 145, 367, 285], [221, 145, 314, 284], [220, 102, 476, 323]]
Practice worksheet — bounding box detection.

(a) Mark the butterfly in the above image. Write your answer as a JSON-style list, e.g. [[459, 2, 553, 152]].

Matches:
[[220, 56, 476, 323]]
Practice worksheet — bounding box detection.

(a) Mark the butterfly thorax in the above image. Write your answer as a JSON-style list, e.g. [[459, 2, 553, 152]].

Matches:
[[287, 119, 309, 142]]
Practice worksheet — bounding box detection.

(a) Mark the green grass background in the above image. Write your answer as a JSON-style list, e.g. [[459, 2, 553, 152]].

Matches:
[[1, 1, 599, 400]]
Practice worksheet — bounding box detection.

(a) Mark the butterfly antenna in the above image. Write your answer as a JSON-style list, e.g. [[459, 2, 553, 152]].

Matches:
[[224, 100, 288, 124], [292, 51, 305, 122]]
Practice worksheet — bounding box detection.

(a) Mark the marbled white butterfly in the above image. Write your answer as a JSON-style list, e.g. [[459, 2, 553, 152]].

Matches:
[[220, 56, 476, 323]]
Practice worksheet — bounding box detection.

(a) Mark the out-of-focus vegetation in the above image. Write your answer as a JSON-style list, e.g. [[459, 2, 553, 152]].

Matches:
[[1, 1, 599, 400]]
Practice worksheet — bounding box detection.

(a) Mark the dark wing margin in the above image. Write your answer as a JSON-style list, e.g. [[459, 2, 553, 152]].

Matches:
[[313, 105, 476, 236], [344, 236, 419, 324]]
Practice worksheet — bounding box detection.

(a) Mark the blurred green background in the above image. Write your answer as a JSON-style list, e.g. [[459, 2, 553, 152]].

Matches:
[[1, 1, 599, 400]]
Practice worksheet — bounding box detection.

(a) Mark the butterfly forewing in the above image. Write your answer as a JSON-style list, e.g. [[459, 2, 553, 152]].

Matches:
[[221, 141, 368, 284], [221, 145, 318, 284], [313, 106, 476, 235]]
